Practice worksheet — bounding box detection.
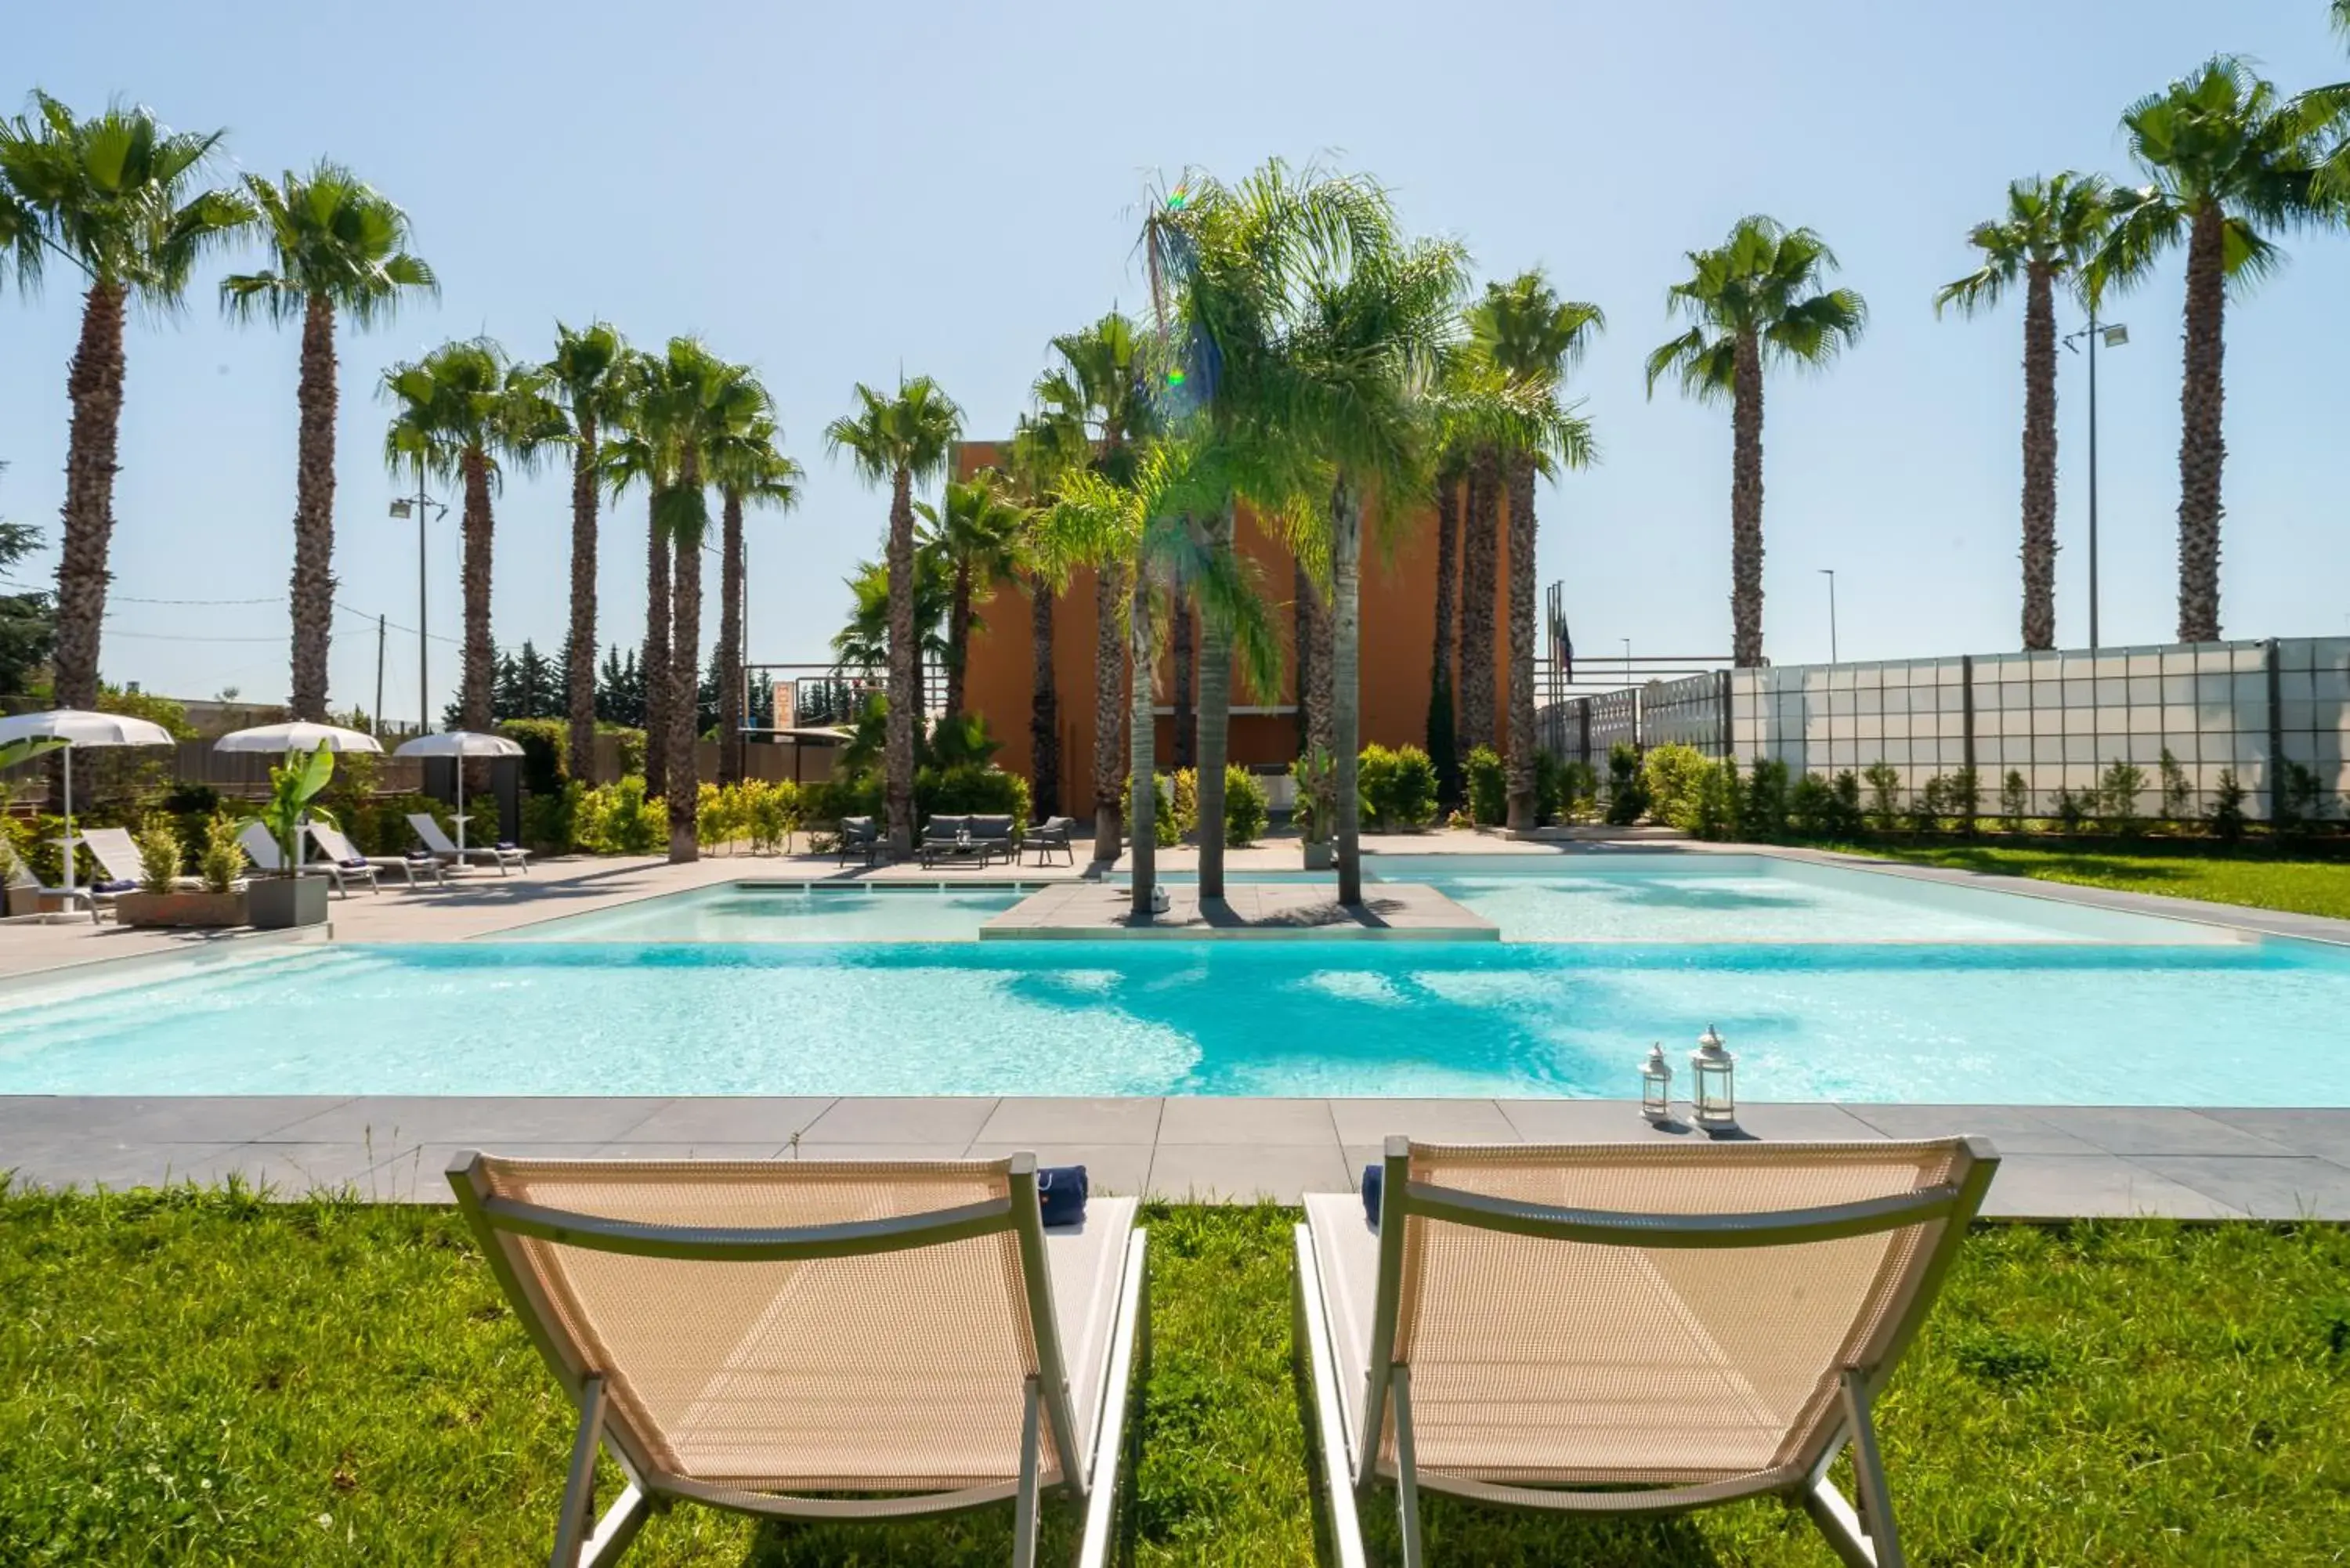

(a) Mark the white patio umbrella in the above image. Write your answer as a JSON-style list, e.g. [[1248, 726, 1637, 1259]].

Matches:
[[0, 709, 177, 896], [393, 730, 523, 860], [212, 721, 385, 755]]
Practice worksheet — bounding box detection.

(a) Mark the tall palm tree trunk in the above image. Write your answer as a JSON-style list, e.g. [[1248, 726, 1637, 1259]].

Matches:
[[2019, 264, 2059, 651], [1331, 479, 1365, 905], [566, 414, 599, 779], [1171, 596, 1195, 771], [1027, 573, 1058, 821], [1730, 331, 1766, 669], [287, 292, 338, 721], [1294, 557, 1317, 761], [1195, 508, 1234, 897], [643, 495, 671, 797], [2175, 207, 2227, 644], [884, 465, 919, 856], [667, 493, 703, 865], [1457, 450, 1500, 750], [1504, 455, 1539, 830], [1091, 563, 1126, 861], [459, 449, 496, 733], [1299, 563, 1333, 759], [1428, 468, 1460, 800], [52, 281, 128, 711], [945, 561, 973, 720], [716, 491, 745, 784], [1127, 569, 1157, 919]]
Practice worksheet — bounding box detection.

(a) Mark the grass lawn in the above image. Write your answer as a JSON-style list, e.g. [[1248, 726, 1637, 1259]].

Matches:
[[4, 1187, 2348, 1565], [1824, 837, 2350, 921]]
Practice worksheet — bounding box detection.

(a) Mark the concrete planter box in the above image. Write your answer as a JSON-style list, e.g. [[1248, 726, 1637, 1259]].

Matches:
[[118, 889, 248, 929], [246, 876, 328, 930], [1301, 840, 1334, 871]]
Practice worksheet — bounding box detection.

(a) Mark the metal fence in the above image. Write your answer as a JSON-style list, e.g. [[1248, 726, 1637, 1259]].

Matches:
[[1536, 636, 2350, 822]]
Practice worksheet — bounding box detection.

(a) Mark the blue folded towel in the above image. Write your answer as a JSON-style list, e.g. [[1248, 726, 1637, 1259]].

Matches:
[[496, 840, 520, 852], [92, 878, 137, 894], [1036, 1165, 1089, 1227], [405, 849, 436, 862], [339, 856, 370, 870], [1361, 1164, 1383, 1229]]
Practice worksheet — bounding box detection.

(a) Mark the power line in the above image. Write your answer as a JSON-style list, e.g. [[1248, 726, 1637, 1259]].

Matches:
[[114, 593, 285, 606], [103, 629, 283, 643], [334, 600, 461, 646]]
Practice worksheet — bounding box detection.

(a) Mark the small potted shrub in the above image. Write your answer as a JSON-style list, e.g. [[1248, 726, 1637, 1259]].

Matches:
[[1292, 749, 1336, 869], [246, 743, 335, 930], [118, 815, 247, 928]]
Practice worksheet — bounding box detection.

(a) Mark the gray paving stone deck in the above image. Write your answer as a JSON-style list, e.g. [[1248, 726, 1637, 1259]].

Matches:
[[979, 880, 1498, 941], [5, 1094, 2347, 1219]]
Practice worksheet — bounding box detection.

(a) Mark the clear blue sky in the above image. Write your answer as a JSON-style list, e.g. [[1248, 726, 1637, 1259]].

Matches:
[[4, 0, 2346, 721]]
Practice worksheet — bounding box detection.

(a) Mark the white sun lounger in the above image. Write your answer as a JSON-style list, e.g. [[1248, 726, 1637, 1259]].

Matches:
[[409, 812, 530, 874], [79, 824, 206, 893], [306, 822, 445, 891], [237, 819, 374, 896], [1297, 1136, 1999, 1568], [449, 1151, 1148, 1568]]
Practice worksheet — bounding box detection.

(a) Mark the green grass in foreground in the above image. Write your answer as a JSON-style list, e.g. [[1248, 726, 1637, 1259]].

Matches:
[[1826, 837, 2350, 921], [3, 1189, 2348, 1565]]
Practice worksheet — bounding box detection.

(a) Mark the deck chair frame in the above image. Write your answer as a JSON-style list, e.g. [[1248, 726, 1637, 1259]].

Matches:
[[1296, 1135, 1998, 1568], [450, 1151, 1148, 1568]]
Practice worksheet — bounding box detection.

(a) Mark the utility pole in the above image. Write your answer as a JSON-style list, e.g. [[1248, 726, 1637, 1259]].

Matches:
[[2064, 313, 2128, 650], [1820, 569, 1838, 664], [374, 613, 386, 735]]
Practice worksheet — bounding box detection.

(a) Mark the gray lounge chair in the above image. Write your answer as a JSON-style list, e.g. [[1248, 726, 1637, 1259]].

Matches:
[[834, 815, 882, 866], [1298, 1136, 1999, 1568], [449, 1151, 1148, 1568], [239, 820, 373, 896], [1021, 816, 1076, 867], [409, 813, 530, 874], [308, 822, 446, 890]]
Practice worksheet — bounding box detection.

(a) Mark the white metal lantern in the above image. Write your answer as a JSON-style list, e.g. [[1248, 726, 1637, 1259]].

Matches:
[[1640, 1042, 1673, 1122], [1689, 1024, 1738, 1131]]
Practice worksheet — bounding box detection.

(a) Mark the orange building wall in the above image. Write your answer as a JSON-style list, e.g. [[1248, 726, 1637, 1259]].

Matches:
[[953, 443, 1513, 817]]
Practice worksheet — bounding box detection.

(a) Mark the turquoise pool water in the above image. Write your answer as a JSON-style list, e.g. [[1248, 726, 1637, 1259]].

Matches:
[[5, 938, 2345, 1104], [512, 882, 1035, 942]]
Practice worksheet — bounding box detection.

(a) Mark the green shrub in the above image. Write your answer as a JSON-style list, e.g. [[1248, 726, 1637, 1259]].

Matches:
[[498, 718, 569, 795], [1603, 742, 1647, 825], [920, 764, 1031, 829], [2207, 768, 2247, 842], [575, 776, 664, 854], [1167, 768, 1201, 838], [2001, 768, 2030, 825], [1834, 770, 1864, 832], [1222, 765, 1268, 846], [1907, 774, 1950, 836], [1291, 749, 1336, 844], [1687, 761, 1735, 840], [1126, 773, 1179, 847], [1789, 773, 1837, 836], [519, 782, 582, 854], [2096, 760, 2146, 837], [1947, 766, 1980, 835], [133, 816, 183, 894], [743, 780, 801, 852], [2052, 787, 2089, 836], [1358, 743, 1438, 830], [1740, 757, 1790, 839], [598, 723, 646, 779], [1640, 743, 1712, 829], [198, 812, 243, 895], [1464, 746, 1506, 826], [1862, 761, 1902, 832], [2274, 760, 2324, 840], [1426, 681, 1462, 809], [2158, 749, 2194, 824], [802, 774, 882, 828]]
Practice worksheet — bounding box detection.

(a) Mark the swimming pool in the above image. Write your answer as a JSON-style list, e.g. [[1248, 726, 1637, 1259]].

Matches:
[[512, 882, 1036, 942], [4, 934, 2343, 1103]]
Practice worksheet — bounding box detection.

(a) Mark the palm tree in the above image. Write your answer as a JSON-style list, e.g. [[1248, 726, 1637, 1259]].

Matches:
[[638, 339, 768, 862], [595, 385, 670, 795], [916, 469, 1029, 721], [709, 417, 801, 784], [1003, 410, 1086, 818], [1467, 271, 1602, 829], [1289, 219, 1469, 904], [1935, 175, 2125, 652], [0, 93, 252, 708], [825, 376, 963, 858], [1455, 446, 1500, 756], [1646, 217, 1867, 668], [2093, 58, 2325, 643], [1425, 448, 1464, 801], [1035, 316, 1159, 861], [833, 554, 951, 673], [544, 322, 631, 778], [0, 172, 36, 290], [381, 339, 563, 736], [221, 162, 436, 721], [1144, 161, 1373, 899]]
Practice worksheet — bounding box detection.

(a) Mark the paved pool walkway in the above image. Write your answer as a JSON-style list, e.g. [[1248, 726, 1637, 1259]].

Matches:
[[5, 1093, 2348, 1220]]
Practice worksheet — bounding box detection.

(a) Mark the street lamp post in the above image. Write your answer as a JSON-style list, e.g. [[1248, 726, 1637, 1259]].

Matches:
[[1621, 637, 1632, 685], [2063, 314, 2128, 650], [389, 479, 447, 735], [1819, 568, 1838, 665]]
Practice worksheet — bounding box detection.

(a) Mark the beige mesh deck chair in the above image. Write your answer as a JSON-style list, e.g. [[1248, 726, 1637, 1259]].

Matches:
[[450, 1152, 1148, 1568], [1296, 1136, 1998, 1568]]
